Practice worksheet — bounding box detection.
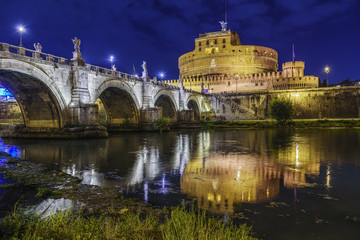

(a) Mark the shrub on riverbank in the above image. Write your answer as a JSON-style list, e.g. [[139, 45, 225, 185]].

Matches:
[[269, 98, 295, 124], [0, 206, 254, 240], [155, 118, 170, 132]]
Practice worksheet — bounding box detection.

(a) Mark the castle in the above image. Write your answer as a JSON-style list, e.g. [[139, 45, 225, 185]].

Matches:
[[164, 26, 319, 93]]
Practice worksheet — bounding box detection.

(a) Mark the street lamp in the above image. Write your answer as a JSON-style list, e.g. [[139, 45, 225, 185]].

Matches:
[[17, 25, 25, 47], [159, 72, 165, 80], [109, 55, 114, 69], [324, 66, 330, 84]]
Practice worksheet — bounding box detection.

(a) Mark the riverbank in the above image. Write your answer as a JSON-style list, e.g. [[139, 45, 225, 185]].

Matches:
[[201, 119, 360, 129], [0, 153, 255, 239]]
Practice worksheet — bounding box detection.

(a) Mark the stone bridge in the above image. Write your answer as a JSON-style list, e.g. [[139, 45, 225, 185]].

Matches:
[[0, 41, 213, 136]]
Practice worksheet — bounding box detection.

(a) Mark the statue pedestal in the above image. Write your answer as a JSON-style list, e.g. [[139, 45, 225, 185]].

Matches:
[[71, 52, 85, 66]]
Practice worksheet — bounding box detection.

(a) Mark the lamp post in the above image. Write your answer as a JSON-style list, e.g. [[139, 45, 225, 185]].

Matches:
[[324, 66, 330, 85], [109, 55, 114, 69], [17, 26, 25, 47], [159, 72, 165, 80]]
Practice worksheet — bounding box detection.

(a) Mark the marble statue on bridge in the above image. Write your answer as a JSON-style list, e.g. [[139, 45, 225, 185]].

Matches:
[[141, 61, 148, 81], [33, 43, 42, 52], [72, 37, 81, 52]]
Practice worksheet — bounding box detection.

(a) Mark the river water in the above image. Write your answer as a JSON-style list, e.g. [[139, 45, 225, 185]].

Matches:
[[1, 128, 360, 239]]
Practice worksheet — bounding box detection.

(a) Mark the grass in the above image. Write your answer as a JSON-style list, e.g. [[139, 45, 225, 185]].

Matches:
[[201, 119, 360, 129], [0, 205, 254, 240], [35, 187, 61, 198], [0, 160, 255, 240]]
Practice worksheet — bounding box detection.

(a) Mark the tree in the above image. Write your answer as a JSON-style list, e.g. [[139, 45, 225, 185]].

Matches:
[[270, 98, 295, 124]]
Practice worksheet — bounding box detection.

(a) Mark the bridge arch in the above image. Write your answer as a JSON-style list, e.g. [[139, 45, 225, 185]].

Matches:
[[186, 96, 201, 121], [154, 90, 178, 121], [0, 59, 65, 128], [95, 80, 140, 125]]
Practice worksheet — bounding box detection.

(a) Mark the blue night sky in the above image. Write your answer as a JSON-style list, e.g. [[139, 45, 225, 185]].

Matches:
[[0, 0, 359, 84]]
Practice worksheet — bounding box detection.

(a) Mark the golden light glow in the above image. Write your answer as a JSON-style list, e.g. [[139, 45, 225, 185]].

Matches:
[[324, 66, 330, 74]]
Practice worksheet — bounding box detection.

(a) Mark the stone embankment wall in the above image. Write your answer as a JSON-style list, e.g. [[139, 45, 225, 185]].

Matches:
[[219, 86, 360, 120]]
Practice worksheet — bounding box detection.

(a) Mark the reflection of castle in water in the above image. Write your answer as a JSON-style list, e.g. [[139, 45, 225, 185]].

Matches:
[[180, 130, 322, 214], [4, 129, 352, 215]]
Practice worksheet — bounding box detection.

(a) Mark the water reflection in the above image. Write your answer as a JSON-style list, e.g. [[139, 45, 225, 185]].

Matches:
[[1, 129, 360, 215]]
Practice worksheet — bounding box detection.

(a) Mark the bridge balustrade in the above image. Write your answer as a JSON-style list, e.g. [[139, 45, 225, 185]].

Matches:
[[0, 42, 72, 66]]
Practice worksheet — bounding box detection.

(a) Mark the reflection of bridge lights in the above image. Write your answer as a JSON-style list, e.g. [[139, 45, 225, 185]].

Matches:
[[295, 143, 300, 167], [326, 164, 331, 189]]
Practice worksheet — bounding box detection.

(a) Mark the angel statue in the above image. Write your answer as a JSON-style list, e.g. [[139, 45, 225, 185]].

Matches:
[[33, 43, 42, 52], [219, 21, 228, 31], [72, 37, 81, 52], [141, 61, 147, 80]]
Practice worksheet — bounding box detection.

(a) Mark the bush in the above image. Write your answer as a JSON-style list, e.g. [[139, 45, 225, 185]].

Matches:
[[270, 98, 295, 124], [155, 118, 170, 132]]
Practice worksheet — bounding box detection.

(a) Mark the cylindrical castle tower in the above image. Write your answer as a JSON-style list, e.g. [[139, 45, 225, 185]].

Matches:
[[178, 30, 278, 78], [282, 61, 305, 78]]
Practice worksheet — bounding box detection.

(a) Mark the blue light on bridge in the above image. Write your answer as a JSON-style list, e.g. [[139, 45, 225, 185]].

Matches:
[[0, 88, 15, 101], [0, 140, 21, 158]]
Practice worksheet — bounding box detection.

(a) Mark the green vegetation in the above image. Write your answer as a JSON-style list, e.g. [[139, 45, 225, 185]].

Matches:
[[35, 187, 61, 198], [155, 118, 170, 132], [269, 98, 295, 124], [0, 158, 255, 240], [0, 206, 254, 240], [162, 206, 253, 240], [201, 119, 360, 129]]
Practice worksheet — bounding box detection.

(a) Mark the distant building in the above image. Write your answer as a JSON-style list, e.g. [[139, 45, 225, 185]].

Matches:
[[328, 78, 360, 87], [164, 27, 319, 93]]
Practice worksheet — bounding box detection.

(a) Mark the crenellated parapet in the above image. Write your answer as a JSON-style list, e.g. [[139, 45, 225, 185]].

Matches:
[[163, 61, 318, 93]]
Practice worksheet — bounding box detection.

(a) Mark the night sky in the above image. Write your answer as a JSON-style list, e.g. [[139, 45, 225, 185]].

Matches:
[[1, 0, 359, 84]]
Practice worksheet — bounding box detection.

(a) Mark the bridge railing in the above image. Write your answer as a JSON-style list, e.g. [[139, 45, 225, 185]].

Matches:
[[0, 42, 72, 66], [0, 42, 204, 91], [85, 64, 142, 81]]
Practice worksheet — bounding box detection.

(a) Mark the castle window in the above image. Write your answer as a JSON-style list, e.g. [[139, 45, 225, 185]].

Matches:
[[215, 39, 217, 44], [223, 45, 226, 48], [199, 48, 201, 51], [199, 42, 201, 46], [206, 40, 209, 45], [228, 82, 230, 86], [223, 39, 226, 43]]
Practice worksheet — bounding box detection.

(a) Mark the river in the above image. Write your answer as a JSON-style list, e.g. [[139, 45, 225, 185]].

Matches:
[[1, 128, 360, 239]]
